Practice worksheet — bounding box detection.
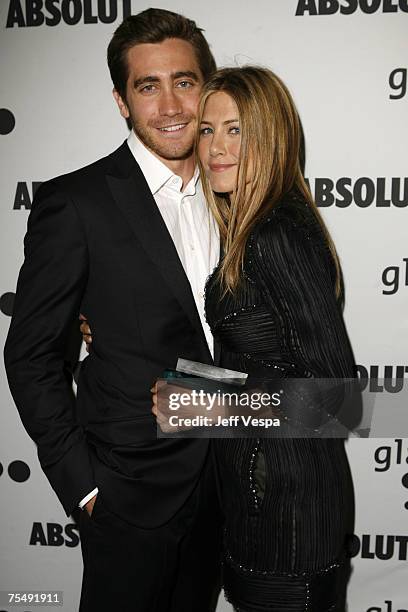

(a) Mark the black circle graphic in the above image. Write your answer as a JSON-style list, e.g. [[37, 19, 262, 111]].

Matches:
[[0, 108, 16, 135], [0, 292, 15, 316], [0, 462, 3, 477], [8, 460, 30, 483], [402, 473, 408, 488]]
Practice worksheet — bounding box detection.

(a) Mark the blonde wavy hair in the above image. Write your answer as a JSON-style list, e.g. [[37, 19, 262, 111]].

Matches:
[[196, 66, 341, 297]]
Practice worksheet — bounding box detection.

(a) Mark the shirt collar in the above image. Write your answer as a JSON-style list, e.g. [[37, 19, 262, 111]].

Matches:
[[127, 130, 172, 195], [127, 130, 199, 196], [184, 166, 200, 196]]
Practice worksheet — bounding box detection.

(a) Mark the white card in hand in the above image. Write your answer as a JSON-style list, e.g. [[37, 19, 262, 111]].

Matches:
[[176, 358, 248, 386]]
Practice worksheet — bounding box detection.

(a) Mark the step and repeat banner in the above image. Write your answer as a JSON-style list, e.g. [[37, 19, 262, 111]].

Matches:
[[0, 1, 407, 611]]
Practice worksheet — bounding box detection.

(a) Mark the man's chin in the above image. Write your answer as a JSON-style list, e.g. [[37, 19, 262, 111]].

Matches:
[[148, 140, 194, 162], [133, 126, 194, 162], [160, 147, 194, 161]]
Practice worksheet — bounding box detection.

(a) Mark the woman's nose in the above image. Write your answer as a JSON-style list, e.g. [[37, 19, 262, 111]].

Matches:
[[209, 133, 226, 157]]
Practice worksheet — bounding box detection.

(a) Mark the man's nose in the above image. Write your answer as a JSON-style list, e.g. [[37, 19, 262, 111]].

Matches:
[[159, 88, 183, 117]]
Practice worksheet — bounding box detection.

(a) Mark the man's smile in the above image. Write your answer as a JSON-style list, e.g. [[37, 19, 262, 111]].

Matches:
[[157, 123, 189, 133]]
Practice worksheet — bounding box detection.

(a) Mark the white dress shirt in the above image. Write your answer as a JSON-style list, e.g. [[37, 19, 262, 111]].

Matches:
[[79, 131, 219, 509]]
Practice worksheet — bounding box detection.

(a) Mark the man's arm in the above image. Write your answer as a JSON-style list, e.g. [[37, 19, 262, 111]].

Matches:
[[4, 180, 96, 516]]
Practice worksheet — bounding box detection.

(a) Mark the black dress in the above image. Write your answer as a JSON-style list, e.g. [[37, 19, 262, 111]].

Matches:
[[204, 195, 355, 612]]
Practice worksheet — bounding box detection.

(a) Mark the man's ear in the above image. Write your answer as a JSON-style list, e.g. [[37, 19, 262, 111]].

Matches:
[[113, 88, 130, 119]]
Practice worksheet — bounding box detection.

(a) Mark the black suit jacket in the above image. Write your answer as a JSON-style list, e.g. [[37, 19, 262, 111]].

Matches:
[[4, 141, 220, 527]]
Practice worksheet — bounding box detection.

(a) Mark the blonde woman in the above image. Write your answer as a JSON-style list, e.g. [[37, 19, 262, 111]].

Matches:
[[83, 65, 355, 610], [197, 66, 355, 611]]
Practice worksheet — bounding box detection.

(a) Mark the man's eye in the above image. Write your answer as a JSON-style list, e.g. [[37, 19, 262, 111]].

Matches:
[[177, 81, 193, 88], [140, 84, 157, 93]]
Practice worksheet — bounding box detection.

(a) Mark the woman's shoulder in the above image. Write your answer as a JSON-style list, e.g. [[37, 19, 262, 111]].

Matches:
[[250, 192, 326, 252], [245, 191, 338, 294]]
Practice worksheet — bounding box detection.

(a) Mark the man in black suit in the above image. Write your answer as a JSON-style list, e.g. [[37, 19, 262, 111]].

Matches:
[[4, 9, 221, 612]]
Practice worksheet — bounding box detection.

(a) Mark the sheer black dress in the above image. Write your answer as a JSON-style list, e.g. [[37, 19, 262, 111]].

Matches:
[[204, 195, 355, 612]]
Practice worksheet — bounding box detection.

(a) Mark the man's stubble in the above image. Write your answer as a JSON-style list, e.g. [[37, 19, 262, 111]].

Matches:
[[131, 113, 196, 162]]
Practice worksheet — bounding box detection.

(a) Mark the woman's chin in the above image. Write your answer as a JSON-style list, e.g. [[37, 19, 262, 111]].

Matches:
[[209, 182, 234, 196]]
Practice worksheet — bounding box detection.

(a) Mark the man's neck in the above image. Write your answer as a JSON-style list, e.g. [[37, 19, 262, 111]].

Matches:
[[156, 153, 196, 190], [128, 131, 197, 191]]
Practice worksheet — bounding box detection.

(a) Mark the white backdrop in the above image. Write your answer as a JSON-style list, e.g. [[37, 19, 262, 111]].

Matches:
[[0, 1, 407, 611]]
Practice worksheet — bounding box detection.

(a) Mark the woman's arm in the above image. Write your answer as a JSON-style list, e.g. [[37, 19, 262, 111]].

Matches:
[[249, 201, 356, 430]]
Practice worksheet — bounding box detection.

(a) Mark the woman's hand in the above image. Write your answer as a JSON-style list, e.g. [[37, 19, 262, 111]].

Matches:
[[151, 380, 209, 433], [151, 379, 184, 433], [79, 314, 92, 352]]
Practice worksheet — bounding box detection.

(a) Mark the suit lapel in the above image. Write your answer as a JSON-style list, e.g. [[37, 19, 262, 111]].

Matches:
[[106, 142, 213, 364]]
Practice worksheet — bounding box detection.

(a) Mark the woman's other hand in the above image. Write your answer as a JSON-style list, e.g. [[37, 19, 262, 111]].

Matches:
[[79, 313, 92, 352]]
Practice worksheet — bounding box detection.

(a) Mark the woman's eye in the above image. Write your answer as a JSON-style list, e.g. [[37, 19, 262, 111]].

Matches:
[[229, 126, 240, 134], [200, 127, 213, 135]]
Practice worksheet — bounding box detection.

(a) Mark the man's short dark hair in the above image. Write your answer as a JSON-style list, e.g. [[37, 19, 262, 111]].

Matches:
[[107, 8, 217, 98]]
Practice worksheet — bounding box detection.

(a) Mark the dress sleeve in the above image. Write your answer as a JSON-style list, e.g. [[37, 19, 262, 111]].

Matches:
[[249, 204, 356, 429]]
